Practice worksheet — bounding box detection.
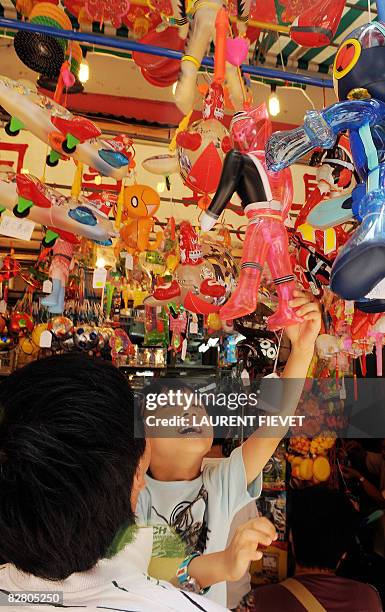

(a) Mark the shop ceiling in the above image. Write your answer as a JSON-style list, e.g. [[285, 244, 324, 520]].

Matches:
[[0, 0, 377, 77]]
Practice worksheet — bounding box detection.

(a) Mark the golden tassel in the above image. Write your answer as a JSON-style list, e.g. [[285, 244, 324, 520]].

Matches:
[[169, 111, 193, 152]]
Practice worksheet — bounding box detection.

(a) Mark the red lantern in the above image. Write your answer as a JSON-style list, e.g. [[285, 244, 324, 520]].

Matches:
[[9, 312, 34, 337], [85, 0, 130, 28], [132, 27, 185, 87], [290, 0, 346, 47]]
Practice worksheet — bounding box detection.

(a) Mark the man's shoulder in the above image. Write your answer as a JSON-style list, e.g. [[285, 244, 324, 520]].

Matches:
[[113, 578, 228, 611], [346, 579, 382, 605], [298, 574, 383, 610], [0, 575, 227, 612], [249, 575, 382, 612]]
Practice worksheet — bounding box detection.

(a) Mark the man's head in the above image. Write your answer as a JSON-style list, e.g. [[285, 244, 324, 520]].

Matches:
[[290, 487, 357, 571], [0, 354, 148, 580]]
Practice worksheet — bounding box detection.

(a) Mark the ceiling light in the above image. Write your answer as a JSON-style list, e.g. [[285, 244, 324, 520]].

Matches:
[[79, 59, 89, 83], [268, 85, 280, 117]]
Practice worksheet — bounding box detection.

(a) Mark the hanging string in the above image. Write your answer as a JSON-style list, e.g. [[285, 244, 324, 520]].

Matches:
[[273, 329, 284, 374], [276, 30, 286, 73], [41, 144, 49, 184], [368, 0, 372, 22]]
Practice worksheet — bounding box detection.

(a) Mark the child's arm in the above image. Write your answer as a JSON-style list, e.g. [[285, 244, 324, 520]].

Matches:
[[172, 517, 277, 590], [242, 290, 321, 485]]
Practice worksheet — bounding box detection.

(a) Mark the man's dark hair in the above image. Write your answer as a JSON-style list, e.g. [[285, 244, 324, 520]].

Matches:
[[0, 353, 145, 580], [290, 487, 357, 570]]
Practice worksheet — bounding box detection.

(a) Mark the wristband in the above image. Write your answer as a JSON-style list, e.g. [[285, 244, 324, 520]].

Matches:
[[176, 553, 210, 595]]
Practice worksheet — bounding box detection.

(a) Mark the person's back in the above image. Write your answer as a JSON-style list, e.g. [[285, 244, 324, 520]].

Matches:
[[243, 487, 382, 612], [0, 354, 226, 612], [247, 572, 381, 611]]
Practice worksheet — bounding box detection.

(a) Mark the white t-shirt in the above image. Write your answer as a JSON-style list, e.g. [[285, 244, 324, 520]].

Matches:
[[136, 446, 262, 606], [226, 501, 258, 609], [0, 527, 227, 612]]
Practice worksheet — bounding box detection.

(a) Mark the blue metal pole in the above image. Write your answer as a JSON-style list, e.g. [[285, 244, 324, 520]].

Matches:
[[376, 0, 385, 22], [0, 17, 334, 89]]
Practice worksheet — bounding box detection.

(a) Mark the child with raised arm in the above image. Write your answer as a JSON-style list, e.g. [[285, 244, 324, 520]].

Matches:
[[137, 290, 321, 606]]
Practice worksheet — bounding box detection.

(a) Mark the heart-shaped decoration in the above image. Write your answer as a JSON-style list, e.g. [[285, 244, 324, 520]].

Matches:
[[226, 37, 249, 66], [62, 68, 76, 88]]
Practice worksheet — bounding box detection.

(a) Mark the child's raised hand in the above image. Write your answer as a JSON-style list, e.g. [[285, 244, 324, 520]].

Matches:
[[285, 290, 322, 352], [222, 517, 277, 582]]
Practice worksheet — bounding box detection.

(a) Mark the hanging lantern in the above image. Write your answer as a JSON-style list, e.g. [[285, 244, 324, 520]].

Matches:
[[14, 3, 73, 77]]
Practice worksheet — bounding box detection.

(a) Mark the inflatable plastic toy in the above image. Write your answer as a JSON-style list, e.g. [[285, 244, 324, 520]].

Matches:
[[0, 172, 116, 245], [290, 0, 345, 47], [0, 76, 131, 179], [48, 315, 73, 340], [143, 81, 231, 207], [132, 27, 185, 88], [227, 0, 260, 44], [8, 312, 34, 337], [0, 254, 20, 282], [85, 0, 130, 27], [117, 184, 163, 256], [266, 21, 385, 308], [201, 104, 302, 330], [145, 221, 235, 315], [123, 5, 163, 39], [143, 305, 169, 347], [73, 324, 100, 351], [172, 2, 250, 114], [291, 136, 356, 293], [297, 136, 355, 243], [42, 238, 76, 314], [109, 327, 136, 362]]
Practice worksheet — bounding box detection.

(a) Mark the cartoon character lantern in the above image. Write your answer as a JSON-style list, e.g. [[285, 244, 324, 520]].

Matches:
[[145, 221, 231, 315], [201, 103, 302, 330], [290, 0, 345, 48], [171, 0, 250, 115], [291, 135, 356, 293], [266, 21, 385, 310], [117, 184, 163, 256], [142, 83, 231, 209], [41, 237, 77, 314]]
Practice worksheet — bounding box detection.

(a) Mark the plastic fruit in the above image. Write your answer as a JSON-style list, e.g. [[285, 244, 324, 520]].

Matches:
[[313, 456, 331, 482], [292, 465, 300, 478], [291, 456, 302, 467], [299, 458, 314, 480], [310, 433, 336, 455], [19, 336, 39, 355], [32, 323, 48, 347], [290, 437, 311, 456]]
